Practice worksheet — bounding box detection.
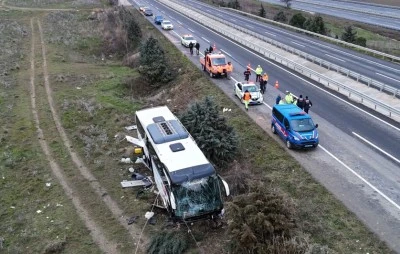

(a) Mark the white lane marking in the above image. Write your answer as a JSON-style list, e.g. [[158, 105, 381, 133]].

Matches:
[[352, 132, 400, 164], [220, 49, 232, 57], [291, 41, 305, 47], [201, 36, 210, 43], [319, 145, 400, 211], [176, 20, 183, 25], [376, 72, 400, 83], [325, 54, 346, 62], [162, 3, 400, 211], [171, 30, 181, 38], [245, 24, 254, 28], [264, 31, 277, 37], [157, 0, 400, 133], [230, 18, 237, 22], [188, 28, 195, 33]]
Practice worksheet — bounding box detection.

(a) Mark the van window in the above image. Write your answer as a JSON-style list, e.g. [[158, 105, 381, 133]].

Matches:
[[272, 108, 284, 123], [290, 118, 315, 132], [284, 118, 290, 129]]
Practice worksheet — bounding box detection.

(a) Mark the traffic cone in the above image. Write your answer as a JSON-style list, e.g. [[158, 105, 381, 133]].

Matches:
[[274, 80, 279, 89]]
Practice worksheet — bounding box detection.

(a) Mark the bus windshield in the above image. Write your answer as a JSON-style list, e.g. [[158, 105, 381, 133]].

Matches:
[[290, 118, 315, 132], [172, 174, 223, 219]]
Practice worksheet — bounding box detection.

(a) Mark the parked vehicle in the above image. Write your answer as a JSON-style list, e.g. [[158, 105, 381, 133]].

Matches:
[[126, 106, 230, 221], [271, 104, 319, 149], [143, 9, 153, 16], [161, 20, 173, 30], [154, 15, 163, 25], [234, 82, 263, 105], [200, 52, 230, 78], [181, 34, 197, 47]]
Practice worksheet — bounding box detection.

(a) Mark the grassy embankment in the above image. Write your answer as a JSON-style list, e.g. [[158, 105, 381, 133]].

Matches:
[[0, 3, 393, 254]]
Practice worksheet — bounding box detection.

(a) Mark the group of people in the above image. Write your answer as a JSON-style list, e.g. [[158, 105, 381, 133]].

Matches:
[[188, 41, 201, 55], [276, 92, 313, 113]]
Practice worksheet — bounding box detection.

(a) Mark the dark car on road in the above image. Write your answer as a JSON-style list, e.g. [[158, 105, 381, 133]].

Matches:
[[144, 9, 153, 16], [154, 15, 163, 24]]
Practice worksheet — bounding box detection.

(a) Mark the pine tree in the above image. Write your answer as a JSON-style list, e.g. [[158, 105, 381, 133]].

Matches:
[[179, 97, 238, 168], [341, 26, 357, 43], [273, 11, 287, 22], [258, 4, 266, 18], [289, 13, 306, 29], [119, 7, 142, 50], [139, 37, 172, 85]]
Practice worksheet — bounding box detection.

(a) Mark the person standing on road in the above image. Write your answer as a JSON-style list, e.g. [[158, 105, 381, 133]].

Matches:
[[259, 76, 265, 94], [244, 68, 251, 82], [296, 95, 304, 109], [255, 65, 263, 82], [276, 94, 282, 105], [226, 61, 233, 79], [189, 42, 194, 55], [195, 42, 200, 55], [243, 89, 252, 111], [304, 96, 313, 113], [285, 91, 294, 104], [209, 44, 214, 53], [261, 72, 268, 94]]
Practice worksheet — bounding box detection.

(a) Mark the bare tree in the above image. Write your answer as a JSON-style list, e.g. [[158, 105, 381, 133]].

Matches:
[[281, 0, 292, 9]]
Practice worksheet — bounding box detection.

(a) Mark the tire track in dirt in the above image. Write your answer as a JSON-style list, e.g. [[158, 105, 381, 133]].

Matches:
[[36, 20, 146, 249], [29, 18, 118, 254]]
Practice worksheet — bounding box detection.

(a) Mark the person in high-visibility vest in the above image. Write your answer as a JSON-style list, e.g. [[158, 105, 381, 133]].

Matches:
[[261, 72, 268, 94], [243, 90, 252, 111], [226, 62, 233, 79], [285, 91, 294, 104], [255, 65, 263, 82]]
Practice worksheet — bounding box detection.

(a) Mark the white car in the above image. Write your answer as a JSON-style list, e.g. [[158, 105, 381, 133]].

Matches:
[[234, 82, 263, 105], [181, 34, 197, 47], [161, 20, 173, 30]]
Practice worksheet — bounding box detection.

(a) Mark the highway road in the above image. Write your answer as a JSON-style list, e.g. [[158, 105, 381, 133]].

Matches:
[[185, 0, 400, 91], [129, 0, 400, 251], [259, 0, 400, 30]]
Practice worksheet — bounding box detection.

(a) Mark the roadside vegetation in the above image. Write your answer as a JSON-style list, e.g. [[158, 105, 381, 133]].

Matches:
[[0, 2, 394, 254], [208, 0, 400, 55]]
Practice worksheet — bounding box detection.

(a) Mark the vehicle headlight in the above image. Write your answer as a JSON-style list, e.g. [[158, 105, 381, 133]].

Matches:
[[293, 136, 300, 141]]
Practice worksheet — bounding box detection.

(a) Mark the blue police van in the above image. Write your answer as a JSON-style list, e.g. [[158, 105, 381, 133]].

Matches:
[[271, 104, 319, 149]]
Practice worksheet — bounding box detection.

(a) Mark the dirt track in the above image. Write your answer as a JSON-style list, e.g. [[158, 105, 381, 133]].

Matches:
[[28, 12, 146, 253]]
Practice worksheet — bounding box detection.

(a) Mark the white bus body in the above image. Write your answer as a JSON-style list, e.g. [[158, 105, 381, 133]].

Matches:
[[126, 106, 229, 221]]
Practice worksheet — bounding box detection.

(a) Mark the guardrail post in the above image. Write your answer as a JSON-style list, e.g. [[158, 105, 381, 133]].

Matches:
[[328, 64, 331, 70], [337, 67, 340, 73], [357, 75, 360, 82]]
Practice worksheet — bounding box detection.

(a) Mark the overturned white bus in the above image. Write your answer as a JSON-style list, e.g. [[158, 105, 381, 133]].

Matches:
[[126, 106, 230, 221]]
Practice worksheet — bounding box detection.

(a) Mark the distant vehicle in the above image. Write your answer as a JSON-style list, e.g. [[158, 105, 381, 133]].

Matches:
[[234, 82, 263, 105], [161, 20, 173, 30], [126, 106, 230, 221], [154, 15, 163, 25], [200, 52, 230, 78], [143, 9, 153, 16], [139, 5, 148, 12], [181, 34, 197, 47], [271, 104, 319, 149]]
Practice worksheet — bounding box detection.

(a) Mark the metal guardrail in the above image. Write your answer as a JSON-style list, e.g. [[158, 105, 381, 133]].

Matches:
[[158, 0, 400, 119], [223, 8, 400, 63], [205, 14, 400, 98], [295, 0, 400, 19]]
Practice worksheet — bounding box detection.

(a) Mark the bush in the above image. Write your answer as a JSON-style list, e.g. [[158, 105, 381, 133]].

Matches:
[[147, 230, 189, 254], [355, 36, 367, 47], [304, 16, 326, 35], [139, 36, 173, 85], [274, 11, 287, 22], [226, 186, 298, 253], [258, 4, 266, 18], [341, 26, 357, 43], [227, 0, 240, 9], [179, 96, 238, 168], [289, 13, 306, 29]]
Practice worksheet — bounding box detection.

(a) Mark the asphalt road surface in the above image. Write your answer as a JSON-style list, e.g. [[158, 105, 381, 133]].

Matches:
[[130, 0, 400, 251], [186, 0, 400, 91], [259, 0, 400, 30]]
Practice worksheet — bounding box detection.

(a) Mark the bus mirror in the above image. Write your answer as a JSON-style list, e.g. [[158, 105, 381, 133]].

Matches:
[[218, 175, 230, 196], [134, 147, 143, 154], [315, 124, 319, 128], [170, 192, 176, 210]]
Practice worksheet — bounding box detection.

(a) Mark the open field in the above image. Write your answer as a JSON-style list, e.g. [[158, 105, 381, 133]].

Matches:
[[0, 2, 394, 254], [348, 0, 400, 7]]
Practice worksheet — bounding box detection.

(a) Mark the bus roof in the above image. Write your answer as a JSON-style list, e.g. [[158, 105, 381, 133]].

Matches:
[[136, 106, 214, 179]]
